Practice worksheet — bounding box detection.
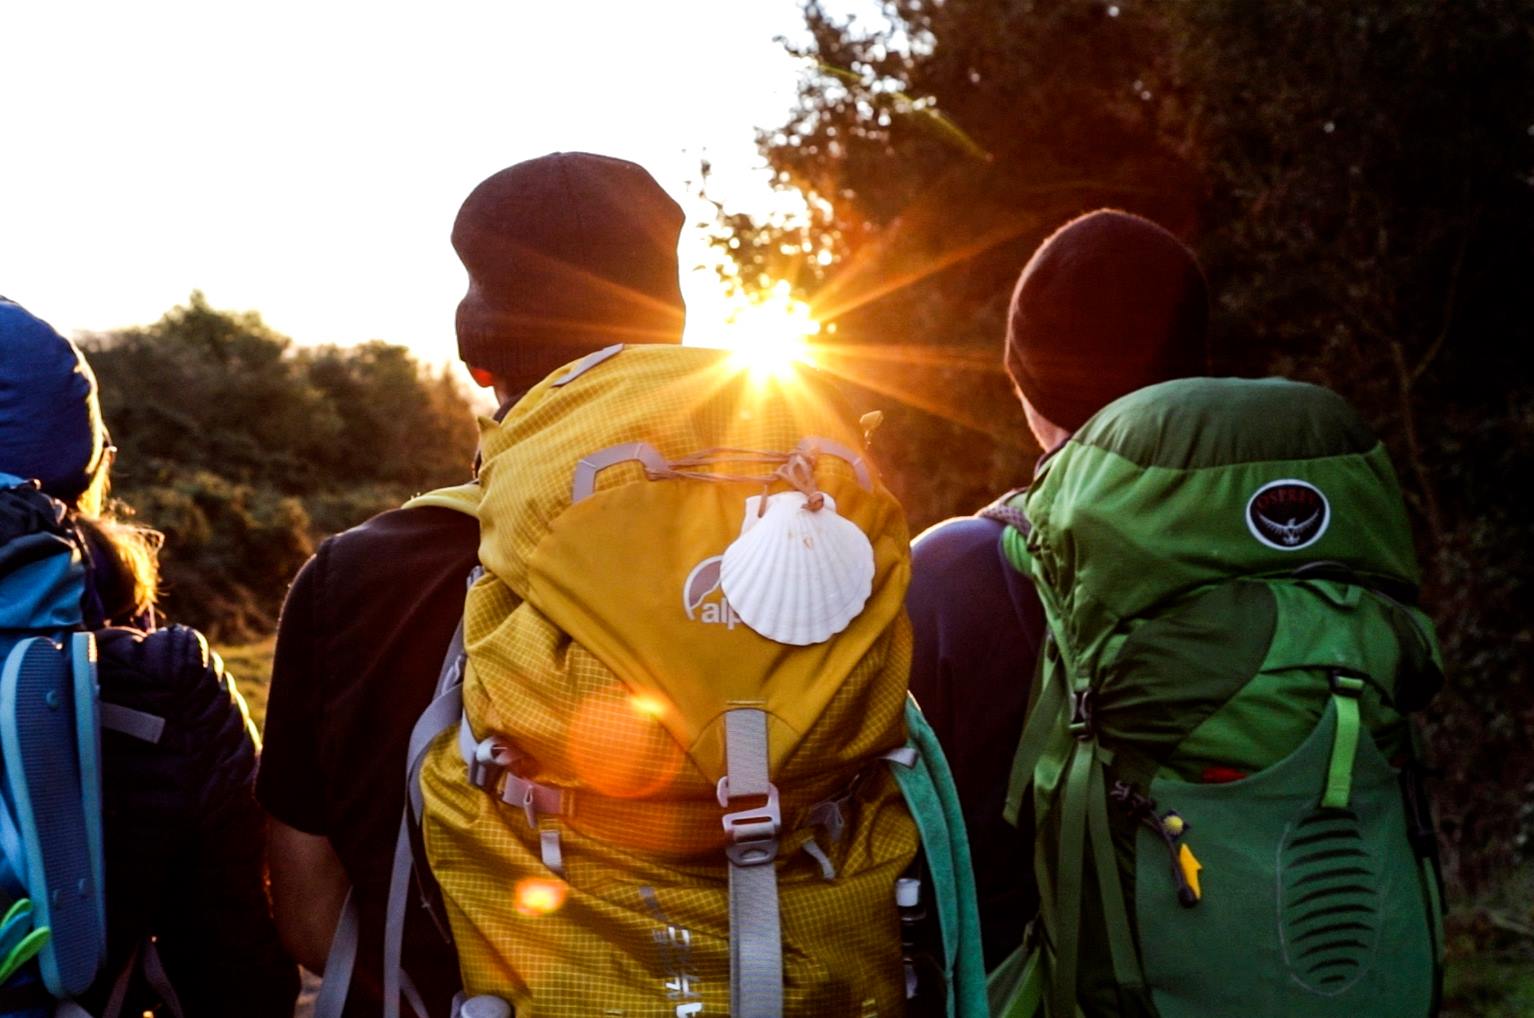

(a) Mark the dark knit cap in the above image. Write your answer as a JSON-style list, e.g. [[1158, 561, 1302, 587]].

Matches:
[[1004, 209, 1208, 432], [0, 298, 108, 504], [453, 152, 686, 386]]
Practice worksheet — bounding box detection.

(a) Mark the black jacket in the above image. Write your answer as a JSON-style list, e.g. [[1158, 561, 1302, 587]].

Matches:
[[81, 624, 297, 1016]]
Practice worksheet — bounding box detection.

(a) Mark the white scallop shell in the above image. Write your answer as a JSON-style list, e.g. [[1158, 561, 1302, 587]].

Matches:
[[719, 491, 875, 646]]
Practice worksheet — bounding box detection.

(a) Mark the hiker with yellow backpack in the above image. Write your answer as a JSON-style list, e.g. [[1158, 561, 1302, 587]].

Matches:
[[259, 153, 693, 1015], [907, 211, 1447, 1017], [259, 152, 987, 1017]]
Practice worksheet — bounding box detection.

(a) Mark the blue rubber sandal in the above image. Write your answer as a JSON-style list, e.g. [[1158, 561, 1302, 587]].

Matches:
[[0, 636, 105, 997]]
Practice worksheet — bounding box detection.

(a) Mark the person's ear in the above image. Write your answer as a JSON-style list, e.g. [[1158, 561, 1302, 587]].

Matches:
[[467, 365, 496, 388]]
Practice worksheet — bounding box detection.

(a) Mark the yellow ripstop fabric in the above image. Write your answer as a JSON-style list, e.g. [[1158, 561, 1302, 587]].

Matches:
[[418, 344, 921, 1014]]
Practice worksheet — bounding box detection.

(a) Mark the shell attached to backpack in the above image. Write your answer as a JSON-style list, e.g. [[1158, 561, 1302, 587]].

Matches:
[[720, 490, 875, 646]]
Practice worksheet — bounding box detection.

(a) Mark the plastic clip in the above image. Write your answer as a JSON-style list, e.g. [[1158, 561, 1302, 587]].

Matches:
[[1069, 688, 1096, 741], [717, 778, 781, 867]]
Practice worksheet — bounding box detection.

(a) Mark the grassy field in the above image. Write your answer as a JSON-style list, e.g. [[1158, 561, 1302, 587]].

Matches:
[[218, 638, 1534, 1013], [218, 636, 276, 734]]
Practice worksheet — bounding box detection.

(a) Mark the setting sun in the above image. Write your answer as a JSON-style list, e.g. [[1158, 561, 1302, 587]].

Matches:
[[713, 280, 821, 381]]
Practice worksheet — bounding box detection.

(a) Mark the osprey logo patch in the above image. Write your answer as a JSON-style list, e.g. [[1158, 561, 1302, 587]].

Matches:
[[1246, 479, 1330, 551]]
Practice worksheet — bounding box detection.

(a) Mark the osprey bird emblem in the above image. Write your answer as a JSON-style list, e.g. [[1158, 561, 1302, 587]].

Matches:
[[1256, 508, 1323, 546], [1246, 480, 1330, 551]]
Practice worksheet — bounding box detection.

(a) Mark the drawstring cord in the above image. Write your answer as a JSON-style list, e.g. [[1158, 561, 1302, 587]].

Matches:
[[651, 447, 826, 514]]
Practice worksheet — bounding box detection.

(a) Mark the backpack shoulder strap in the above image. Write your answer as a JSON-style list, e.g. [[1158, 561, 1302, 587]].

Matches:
[[888, 697, 988, 1017], [402, 483, 481, 518], [319, 580, 475, 1018], [977, 488, 1035, 579]]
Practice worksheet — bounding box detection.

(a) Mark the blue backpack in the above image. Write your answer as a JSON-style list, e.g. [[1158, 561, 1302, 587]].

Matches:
[[0, 474, 107, 1016]]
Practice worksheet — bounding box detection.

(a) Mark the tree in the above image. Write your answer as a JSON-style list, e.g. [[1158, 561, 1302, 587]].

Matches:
[[83, 294, 478, 639], [724, 0, 1534, 888]]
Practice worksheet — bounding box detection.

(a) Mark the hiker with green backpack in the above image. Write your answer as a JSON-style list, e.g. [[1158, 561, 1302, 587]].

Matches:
[[906, 210, 1447, 1018]]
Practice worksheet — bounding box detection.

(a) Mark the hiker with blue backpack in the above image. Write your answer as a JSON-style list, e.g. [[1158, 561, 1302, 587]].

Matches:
[[0, 297, 297, 1017], [906, 210, 1447, 1018]]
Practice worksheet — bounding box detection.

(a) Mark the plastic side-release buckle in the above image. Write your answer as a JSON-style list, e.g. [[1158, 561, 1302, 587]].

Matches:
[[717, 777, 781, 867], [1329, 670, 1366, 696], [467, 738, 508, 789], [1068, 688, 1095, 741]]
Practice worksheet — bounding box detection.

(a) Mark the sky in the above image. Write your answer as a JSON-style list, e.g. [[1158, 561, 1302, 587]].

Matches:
[[0, 1, 819, 368]]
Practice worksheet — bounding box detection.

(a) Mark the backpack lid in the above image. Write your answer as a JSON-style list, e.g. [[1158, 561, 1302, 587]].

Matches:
[[1023, 377, 1420, 668], [0, 477, 85, 634]]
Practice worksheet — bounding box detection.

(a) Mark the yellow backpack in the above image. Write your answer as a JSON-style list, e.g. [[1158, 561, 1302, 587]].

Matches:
[[391, 345, 983, 1018]]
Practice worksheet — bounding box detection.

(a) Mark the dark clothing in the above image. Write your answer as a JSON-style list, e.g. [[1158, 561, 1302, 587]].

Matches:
[[257, 505, 480, 1018], [905, 515, 1044, 970], [85, 625, 298, 1017]]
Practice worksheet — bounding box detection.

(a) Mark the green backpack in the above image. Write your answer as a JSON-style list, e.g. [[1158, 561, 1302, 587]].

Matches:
[[984, 377, 1446, 1018]]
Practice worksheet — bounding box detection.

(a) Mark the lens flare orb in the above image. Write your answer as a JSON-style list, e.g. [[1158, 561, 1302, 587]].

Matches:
[[513, 878, 568, 917]]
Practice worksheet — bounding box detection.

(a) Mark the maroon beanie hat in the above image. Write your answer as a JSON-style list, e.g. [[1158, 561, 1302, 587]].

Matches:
[[453, 152, 686, 387], [1004, 209, 1209, 432]]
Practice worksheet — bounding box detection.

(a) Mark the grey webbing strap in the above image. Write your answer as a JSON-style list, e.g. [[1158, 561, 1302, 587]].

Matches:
[[540, 829, 565, 875], [382, 811, 421, 1018], [385, 623, 470, 1018], [312, 890, 359, 1018], [407, 684, 465, 818], [500, 772, 567, 827], [807, 798, 847, 844], [400, 968, 428, 1018], [99, 702, 166, 744], [802, 836, 836, 880], [719, 708, 782, 1018], [458, 714, 479, 770], [722, 709, 771, 800], [141, 937, 185, 1018]]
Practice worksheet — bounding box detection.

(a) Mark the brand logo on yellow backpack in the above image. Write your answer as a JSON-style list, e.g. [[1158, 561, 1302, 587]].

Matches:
[[682, 555, 741, 630]]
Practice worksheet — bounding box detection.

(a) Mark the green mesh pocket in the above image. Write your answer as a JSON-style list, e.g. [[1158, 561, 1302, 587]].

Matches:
[[1131, 701, 1433, 1018]]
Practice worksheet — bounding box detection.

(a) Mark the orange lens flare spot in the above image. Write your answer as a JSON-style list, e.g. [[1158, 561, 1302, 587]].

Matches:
[[567, 686, 685, 798], [513, 878, 568, 917], [628, 693, 669, 719]]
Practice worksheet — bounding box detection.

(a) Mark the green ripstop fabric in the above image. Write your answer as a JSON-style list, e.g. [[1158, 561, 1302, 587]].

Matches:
[[994, 377, 1445, 1018], [1132, 701, 1433, 1018], [1115, 579, 1418, 784], [1023, 378, 1419, 681], [1069, 377, 1379, 469]]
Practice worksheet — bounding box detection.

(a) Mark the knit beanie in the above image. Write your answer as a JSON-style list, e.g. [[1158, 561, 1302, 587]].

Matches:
[[0, 298, 108, 504], [453, 152, 686, 386], [1004, 209, 1208, 432]]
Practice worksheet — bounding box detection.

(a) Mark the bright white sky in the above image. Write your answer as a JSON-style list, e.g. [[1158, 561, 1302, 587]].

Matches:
[[0, 1, 817, 369]]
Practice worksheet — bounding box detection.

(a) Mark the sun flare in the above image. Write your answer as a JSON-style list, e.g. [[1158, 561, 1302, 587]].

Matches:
[[713, 280, 821, 381]]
